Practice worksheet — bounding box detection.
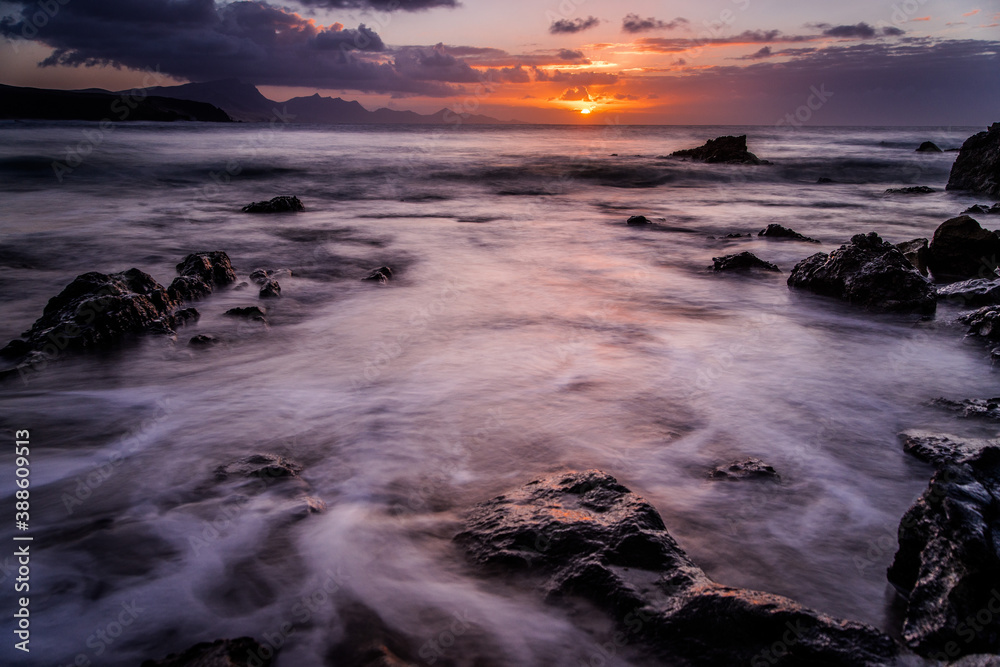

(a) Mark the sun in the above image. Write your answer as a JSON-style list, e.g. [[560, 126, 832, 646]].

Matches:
[[580, 108, 591, 115]]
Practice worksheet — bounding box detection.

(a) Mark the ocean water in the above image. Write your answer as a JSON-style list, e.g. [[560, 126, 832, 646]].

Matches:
[[0, 121, 997, 666]]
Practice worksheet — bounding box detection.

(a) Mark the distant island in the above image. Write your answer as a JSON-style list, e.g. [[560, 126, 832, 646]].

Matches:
[[0, 79, 519, 125]]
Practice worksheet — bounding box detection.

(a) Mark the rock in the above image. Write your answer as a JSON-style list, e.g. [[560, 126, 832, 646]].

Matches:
[[711, 252, 780, 273], [899, 431, 996, 467], [724, 232, 749, 238], [214, 453, 302, 481], [963, 204, 1000, 215], [937, 278, 1000, 307], [258, 279, 281, 299], [946, 123, 1000, 198], [214, 453, 325, 516], [249, 268, 270, 285], [928, 216, 1000, 280], [233, 282, 250, 291], [627, 215, 650, 225], [895, 238, 931, 277], [670, 135, 770, 165], [456, 470, 897, 666], [224, 306, 267, 321], [817, 177, 836, 184], [885, 186, 935, 194], [916, 141, 943, 153], [933, 397, 1000, 421], [241, 195, 304, 213], [709, 457, 781, 481], [888, 444, 1000, 658], [950, 656, 1000, 667], [787, 232, 936, 312], [758, 224, 820, 243], [140, 637, 271, 667], [176, 251, 238, 289], [189, 334, 217, 347], [960, 305, 1000, 341], [363, 266, 393, 283], [167, 275, 213, 302]]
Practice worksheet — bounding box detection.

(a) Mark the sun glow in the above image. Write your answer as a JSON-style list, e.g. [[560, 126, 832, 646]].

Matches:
[[580, 108, 591, 114]]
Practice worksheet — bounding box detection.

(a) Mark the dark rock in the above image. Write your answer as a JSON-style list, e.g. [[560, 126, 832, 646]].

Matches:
[[189, 334, 217, 347], [899, 431, 995, 467], [670, 135, 770, 165], [888, 444, 1000, 658], [709, 457, 781, 481], [711, 252, 780, 273], [173, 308, 200, 326], [817, 177, 836, 184], [928, 215, 1000, 280], [758, 224, 820, 243], [960, 305, 1000, 341], [916, 142, 943, 153], [213, 454, 325, 516], [241, 195, 304, 213], [937, 278, 1000, 307], [895, 238, 930, 277], [215, 453, 302, 481], [946, 123, 1000, 198], [932, 397, 1000, 422], [950, 655, 1000, 666], [167, 275, 213, 302], [724, 232, 749, 238], [885, 186, 935, 194], [258, 279, 281, 299], [176, 251, 237, 288], [456, 470, 897, 666], [233, 281, 250, 291], [963, 204, 1000, 215], [140, 637, 271, 667], [224, 306, 267, 321], [787, 232, 936, 312], [362, 266, 393, 284], [627, 215, 650, 225], [249, 268, 270, 285]]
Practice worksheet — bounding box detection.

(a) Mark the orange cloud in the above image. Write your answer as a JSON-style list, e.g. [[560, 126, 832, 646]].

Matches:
[[911, 16, 931, 21], [962, 9, 980, 16]]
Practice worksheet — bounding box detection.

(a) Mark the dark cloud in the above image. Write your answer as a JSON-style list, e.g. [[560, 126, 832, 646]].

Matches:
[[549, 16, 600, 35], [557, 48, 589, 63], [633, 30, 812, 53], [558, 86, 592, 101], [533, 69, 619, 85], [614, 93, 639, 100], [292, 0, 457, 10], [621, 14, 688, 34], [812, 22, 904, 38], [738, 46, 773, 60], [394, 43, 479, 82]]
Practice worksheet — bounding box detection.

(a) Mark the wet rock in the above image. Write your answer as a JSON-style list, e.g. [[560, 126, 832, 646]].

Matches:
[[140, 637, 271, 667], [888, 443, 1000, 658], [259, 279, 281, 299], [176, 251, 238, 289], [627, 215, 650, 225], [937, 278, 1000, 307], [928, 216, 1000, 280], [167, 275, 213, 302], [950, 656, 1000, 666], [456, 470, 897, 666], [933, 397, 1000, 421], [817, 177, 836, 184], [787, 232, 936, 312], [885, 186, 935, 194], [963, 204, 1000, 215], [189, 334, 217, 347], [249, 268, 269, 284], [670, 135, 770, 165], [758, 224, 820, 243], [233, 281, 250, 291], [711, 251, 780, 272], [724, 232, 749, 238], [960, 305, 1000, 342], [224, 305, 267, 321], [363, 266, 393, 283], [946, 122, 1000, 198], [213, 453, 325, 516], [709, 457, 781, 481], [241, 195, 304, 213], [899, 431, 996, 467], [895, 238, 930, 277], [215, 453, 302, 481], [917, 141, 943, 153]]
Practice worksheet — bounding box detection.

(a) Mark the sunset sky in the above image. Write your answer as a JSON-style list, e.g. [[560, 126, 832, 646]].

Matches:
[[1, 0, 998, 124]]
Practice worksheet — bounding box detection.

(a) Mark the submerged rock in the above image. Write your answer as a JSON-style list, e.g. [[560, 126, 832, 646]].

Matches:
[[787, 232, 936, 312], [712, 251, 780, 272], [189, 334, 218, 347], [259, 279, 281, 299], [670, 135, 770, 165], [896, 238, 931, 277], [709, 457, 781, 481], [928, 216, 1000, 280], [963, 203, 1000, 215], [363, 266, 393, 283], [249, 268, 292, 286], [916, 141, 943, 153], [140, 637, 271, 667], [888, 442, 1000, 659], [241, 195, 304, 213], [758, 224, 820, 243], [627, 214, 651, 225], [213, 453, 324, 516], [899, 431, 996, 467], [215, 453, 302, 481], [946, 123, 1000, 198], [932, 397, 1000, 421], [224, 305, 267, 321], [885, 186, 935, 194], [167, 275, 213, 302], [456, 470, 897, 666], [937, 278, 1000, 307]]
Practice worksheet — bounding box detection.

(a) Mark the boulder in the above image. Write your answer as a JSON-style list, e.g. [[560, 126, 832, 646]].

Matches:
[[456, 471, 897, 666], [962, 204, 1000, 215], [189, 334, 218, 347], [946, 123, 1000, 198], [928, 216, 1000, 280], [213, 453, 325, 516], [258, 279, 281, 299], [214, 453, 302, 481], [176, 251, 237, 288], [932, 397, 1000, 422], [787, 232, 936, 312], [899, 431, 996, 468], [916, 142, 943, 153], [758, 224, 820, 243], [937, 278, 1000, 307], [140, 637, 270, 667], [817, 177, 836, 184], [888, 442, 1000, 659], [960, 305, 1000, 341], [895, 238, 931, 277], [711, 251, 780, 272], [363, 266, 393, 284], [709, 457, 781, 481], [670, 135, 770, 165], [885, 186, 935, 194], [167, 275, 213, 302], [224, 306, 267, 322], [241, 195, 304, 213], [627, 215, 651, 225]]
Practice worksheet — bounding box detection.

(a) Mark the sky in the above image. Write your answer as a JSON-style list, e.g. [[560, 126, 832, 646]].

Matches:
[[0, 0, 998, 124]]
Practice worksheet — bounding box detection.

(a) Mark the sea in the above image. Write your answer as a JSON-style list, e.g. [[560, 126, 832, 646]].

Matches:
[[0, 121, 997, 666]]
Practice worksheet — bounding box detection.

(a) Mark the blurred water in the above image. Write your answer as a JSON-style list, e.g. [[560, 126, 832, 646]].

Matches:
[[0, 121, 996, 666]]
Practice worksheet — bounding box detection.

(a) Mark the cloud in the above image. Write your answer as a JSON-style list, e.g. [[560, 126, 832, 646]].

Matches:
[[549, 16, 600, 35], [963, 9, 980, 17], [633, 30, 814, 53], [614, 93, 639, 100], [621, 14, 688, 34], [558, 86, 592, 101], [738, 46, 773, 60], [291, 0, 457, 10], [557, 48, 590, 63], [910, 16, 931, 22], [818, 22, 903, 38], [533, 68, 618, 85]]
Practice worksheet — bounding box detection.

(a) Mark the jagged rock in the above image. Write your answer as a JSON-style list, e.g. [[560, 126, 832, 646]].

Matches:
[[711, 251, 780, 272], [724, 232, 749, 238], [896, 238, 931, 277], [189, 334, 217, 347], [241, 195, 304, 213], [140, 637, 271, 667], [627, 215, 651, 225], [963, 204, 1000, 215], [787, 232, 936, 312], [224, 306, 267, 321], [709, 457, 781, 481], [946, 123, 1000, 198], [215, 453, 302, 481], [917, 141, 943, 153], [937, 278, 1000, 307], [249, 268, 269, 285], [213, 454, 324, 516], [167, 275, 213, 302], [885, 186, 935, 194], [933, 397, 1000, 421], [960, 306, 1000, 341], [670, 135, 770, 165], [259, 279, 281, 299], [928, 216, 1000, 280], [176, 251, 237, 289], [888, 442, 1000, 659], [899, 431, 996, 467], [363, 266, 393, 283], [758, 224, 820, 243], [456, 471, 897, 666]]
